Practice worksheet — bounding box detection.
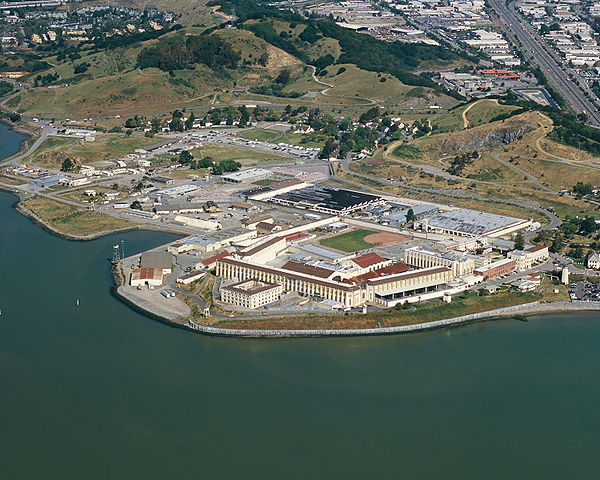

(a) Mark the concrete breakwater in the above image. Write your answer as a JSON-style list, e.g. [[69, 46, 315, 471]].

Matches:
[[116, 286, 187, 325], [185, 301, 600, 337]]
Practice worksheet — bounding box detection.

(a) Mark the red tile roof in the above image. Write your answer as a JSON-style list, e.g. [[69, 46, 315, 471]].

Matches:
[[351, 253, 387, 269], [281, 260, 335, 279], [202, 251, 230, 266], [131, 268, 163, 281], [283, 232, 310, 242], [344, 261, 411, 284]]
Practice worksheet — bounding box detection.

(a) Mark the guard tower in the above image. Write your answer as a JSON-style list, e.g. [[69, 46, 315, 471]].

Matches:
[[112, 244, 121, 264], [561, 266, 569, 285]]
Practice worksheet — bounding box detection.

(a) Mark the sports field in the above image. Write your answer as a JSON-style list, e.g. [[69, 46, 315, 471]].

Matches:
[[319, 229, 377, 252]]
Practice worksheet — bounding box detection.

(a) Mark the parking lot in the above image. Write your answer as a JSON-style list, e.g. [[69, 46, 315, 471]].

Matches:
[[175, 130, 320, 161], [569, 281, 600, 301]]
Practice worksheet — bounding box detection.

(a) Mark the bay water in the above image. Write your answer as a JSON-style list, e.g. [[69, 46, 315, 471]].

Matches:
[[1, 125, 599, 479]]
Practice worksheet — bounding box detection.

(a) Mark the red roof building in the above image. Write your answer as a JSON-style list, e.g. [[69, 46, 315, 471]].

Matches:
[[351, 253, 388, 269], [344, 261, 411, 285], [202, 251, 230, 267]]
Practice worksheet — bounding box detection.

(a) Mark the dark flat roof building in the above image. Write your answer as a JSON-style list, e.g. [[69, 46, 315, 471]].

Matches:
[[270, 185, 384, 215]]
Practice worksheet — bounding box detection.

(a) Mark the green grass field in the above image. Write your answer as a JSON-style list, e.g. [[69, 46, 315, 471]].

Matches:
[[195, 144, 291, 166], [464, 99, 518, 128], [319, 228, 376, 252]]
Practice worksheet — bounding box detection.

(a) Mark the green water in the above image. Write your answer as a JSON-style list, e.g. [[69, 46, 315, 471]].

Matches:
[[1, 126, 600, 478]]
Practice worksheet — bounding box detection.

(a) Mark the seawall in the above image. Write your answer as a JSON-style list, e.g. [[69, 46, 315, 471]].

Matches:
[[184, 301, 600, 338]]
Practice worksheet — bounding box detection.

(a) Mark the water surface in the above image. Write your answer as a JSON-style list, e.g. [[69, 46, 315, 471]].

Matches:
[[1, 124, 600, 478]]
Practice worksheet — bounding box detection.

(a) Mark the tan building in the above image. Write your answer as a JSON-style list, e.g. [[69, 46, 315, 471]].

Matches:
[[221, 280, 283, 309], [216, 258, 456, 308], [130, 268, 164, 287], [508, 246, 549, 271], [404, 246, 475, 277], [176, 270, 206, 285], [235, 236, 287, 265], [365, 266, 454, 306], [167, 243, 194, 254], [241, 215, 274, 230], [216, 257, 363, 308]]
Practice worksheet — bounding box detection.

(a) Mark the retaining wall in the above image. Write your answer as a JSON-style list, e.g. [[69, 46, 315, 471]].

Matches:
[[186, 301, 600, 337]]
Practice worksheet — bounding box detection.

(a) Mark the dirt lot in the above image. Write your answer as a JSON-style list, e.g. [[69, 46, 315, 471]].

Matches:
[[364, 232, 411, 245]]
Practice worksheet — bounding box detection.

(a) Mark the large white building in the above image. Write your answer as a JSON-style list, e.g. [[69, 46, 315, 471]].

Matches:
[[508, 245, 549, 271], [221, 280, 283, 309], [404, 246, 475, 276]]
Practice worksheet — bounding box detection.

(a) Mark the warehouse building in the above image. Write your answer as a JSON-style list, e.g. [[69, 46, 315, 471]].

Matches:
[[221, 280, 283, 309], [221, 167, 273, 184], [422, 209, 531, 238], [130, 268, 164, 287], [175, 270, 206, 285], [140, 251, 174, 274], [270, 185, 384, 215]]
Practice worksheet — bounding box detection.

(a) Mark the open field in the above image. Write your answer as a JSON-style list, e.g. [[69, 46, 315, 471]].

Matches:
[[463, 99, 519, 129], [363, 231, 411, 245], [315, 64, 456, 108], [239, 127, 326, 148], [194, 144, 291, 166], [23, 134, 159, 169], [209, 290, 541, 330], [0, 175, 26, 186], [20, 196, 133, 236], [319, 228, 378, 252]]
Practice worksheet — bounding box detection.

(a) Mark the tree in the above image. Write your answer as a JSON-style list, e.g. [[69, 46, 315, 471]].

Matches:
[[276, 68, 291, 85], [130, 200, 142, 210], [406, 208, 416, 223], [320, 138, 336, 159], [73, 62, 90, 74], [514, 231, 525, 250], [219, 159, 241, 172], [179, 150, 193, 165], [580, 217, 598, 235], [194, 157, 214, 169], [170, 117, 184, 131], [185, 112, 195, 130], [212, 163, 224, 175], [573, 181, 593, 197], [60, 158, 76, 172]]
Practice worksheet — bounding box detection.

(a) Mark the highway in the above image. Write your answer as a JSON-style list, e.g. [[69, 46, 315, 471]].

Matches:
[[488, 0, 600, 127]]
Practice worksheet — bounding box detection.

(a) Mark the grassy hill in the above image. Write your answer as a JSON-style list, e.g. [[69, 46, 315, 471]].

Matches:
[[4, 3, 470, 117]]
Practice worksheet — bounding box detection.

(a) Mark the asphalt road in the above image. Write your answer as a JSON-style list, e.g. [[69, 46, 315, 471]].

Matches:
[[488, 0, 600, 126]]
